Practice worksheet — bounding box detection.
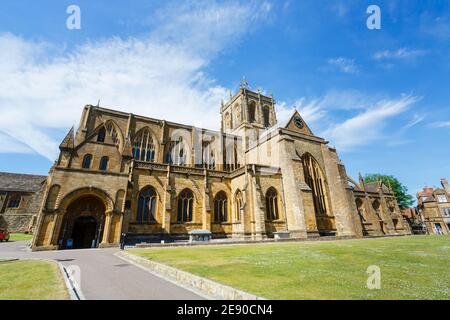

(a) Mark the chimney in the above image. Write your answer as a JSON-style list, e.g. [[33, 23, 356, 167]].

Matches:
[[441, 178, 450, 194]]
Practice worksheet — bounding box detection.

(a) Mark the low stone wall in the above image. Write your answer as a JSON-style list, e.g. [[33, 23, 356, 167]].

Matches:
[[0, 214, 33, 233], [134, 234, 357, 248], [116, 251, 265, 300]]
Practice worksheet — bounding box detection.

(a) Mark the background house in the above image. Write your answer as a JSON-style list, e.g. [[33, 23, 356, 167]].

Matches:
[[0, 172, 47, 233]]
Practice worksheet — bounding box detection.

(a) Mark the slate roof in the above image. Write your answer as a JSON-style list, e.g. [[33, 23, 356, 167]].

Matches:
[[0, 172, 47, 193]]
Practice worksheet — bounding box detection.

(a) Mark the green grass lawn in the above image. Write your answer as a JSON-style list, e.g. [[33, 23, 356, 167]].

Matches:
[[9, 233, 33, 241], [0, 260, 69, 300], [129, 236, 450, 300]]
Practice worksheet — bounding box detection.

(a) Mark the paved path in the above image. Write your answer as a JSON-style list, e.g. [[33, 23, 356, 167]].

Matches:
[[0, 240, 203, 300]]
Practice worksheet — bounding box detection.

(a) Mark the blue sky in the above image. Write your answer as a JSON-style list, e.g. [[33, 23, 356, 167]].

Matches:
[[0, 0, 449, 199]]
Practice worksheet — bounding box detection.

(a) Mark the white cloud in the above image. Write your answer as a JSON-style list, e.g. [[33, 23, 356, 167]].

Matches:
[[403, 113, 426, 129], [0, 132, 33, 154], [373, 48, 428, 61], [0, 0, 272, 160], [275, 97, 328, 129], [431, 121, 450, 128], [327, 57, 359, 74], [277, 91, 423, 148], [322, 95, 421, 150], [147, 0, 272, 55]]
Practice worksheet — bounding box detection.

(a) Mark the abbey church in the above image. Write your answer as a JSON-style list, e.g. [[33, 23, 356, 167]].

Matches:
[[30, 84, 411, 250]]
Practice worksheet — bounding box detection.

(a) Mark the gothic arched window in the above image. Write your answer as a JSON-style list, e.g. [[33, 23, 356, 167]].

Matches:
[[82, 154, 92, 169], [177, 189, 193, 222], [248, 101, 256, 123], [202, 140, 215, 170], [302, 153, 328, 216], [137, 187, 157, 223], [106, 122, 120, 146], [133, 129, 156, 162], [214, 191, 228, 223], [263, 106, 270, 127], [97, 127, 106, 142], [265, 187, 279, 221], [167, 137, 186, 166], [99, 156, 109, 171]]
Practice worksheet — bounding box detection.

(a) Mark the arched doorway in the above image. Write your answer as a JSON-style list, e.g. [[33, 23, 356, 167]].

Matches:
[[72, 216, 98, 249], [58, 196, 106, 249]]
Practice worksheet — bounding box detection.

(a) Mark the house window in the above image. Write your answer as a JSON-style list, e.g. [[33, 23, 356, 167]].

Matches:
[[434, 223, 443, 235], [7, 194, 21, 209], [82, 154, 92, 169], [443, 208, 450, 217], [437, 194, 447, 203], [99, 156, 109, 171], [177, 189, 193, 222], [137, 187, 157, 224], [214, 191, 228, 223], [0, 192, 6, 212], [265, 188, 279, 221]]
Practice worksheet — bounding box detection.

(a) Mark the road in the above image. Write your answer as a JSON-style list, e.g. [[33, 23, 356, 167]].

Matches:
[[0, 240, 203, 300]]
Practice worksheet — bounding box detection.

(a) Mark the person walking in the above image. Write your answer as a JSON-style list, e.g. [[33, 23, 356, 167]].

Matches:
[[120, 232, 127, 250]]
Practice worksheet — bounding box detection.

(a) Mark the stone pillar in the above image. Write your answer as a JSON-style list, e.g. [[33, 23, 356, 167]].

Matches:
[[101, 211, 113, 244], [345, 189, 364, 238], [49, 212, 63, 246], [202, 171, 212, 231], [321, 146, 358, 237], [278, 138, 307, 239], [162, 167, 172, 235], [365, 196, 384, 235], [249, 169, 266, 240], [378, 191, 396, 234], [231, 189, 245, 239], [43, 212, 59, 246], [159, 121, 167, 164]]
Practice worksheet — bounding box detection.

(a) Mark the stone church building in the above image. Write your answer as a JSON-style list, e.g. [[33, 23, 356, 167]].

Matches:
[[31, 85, 410, 250]]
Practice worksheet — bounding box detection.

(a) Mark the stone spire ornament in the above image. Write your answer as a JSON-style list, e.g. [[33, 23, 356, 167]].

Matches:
[[240, 76, 249, 90]]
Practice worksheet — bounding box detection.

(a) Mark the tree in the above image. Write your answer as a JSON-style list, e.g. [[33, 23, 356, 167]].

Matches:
[[363, 174, 414, 209]]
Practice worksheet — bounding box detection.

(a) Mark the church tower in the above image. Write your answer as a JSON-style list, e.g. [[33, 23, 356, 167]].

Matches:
[[220, 79, 277, 149]]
